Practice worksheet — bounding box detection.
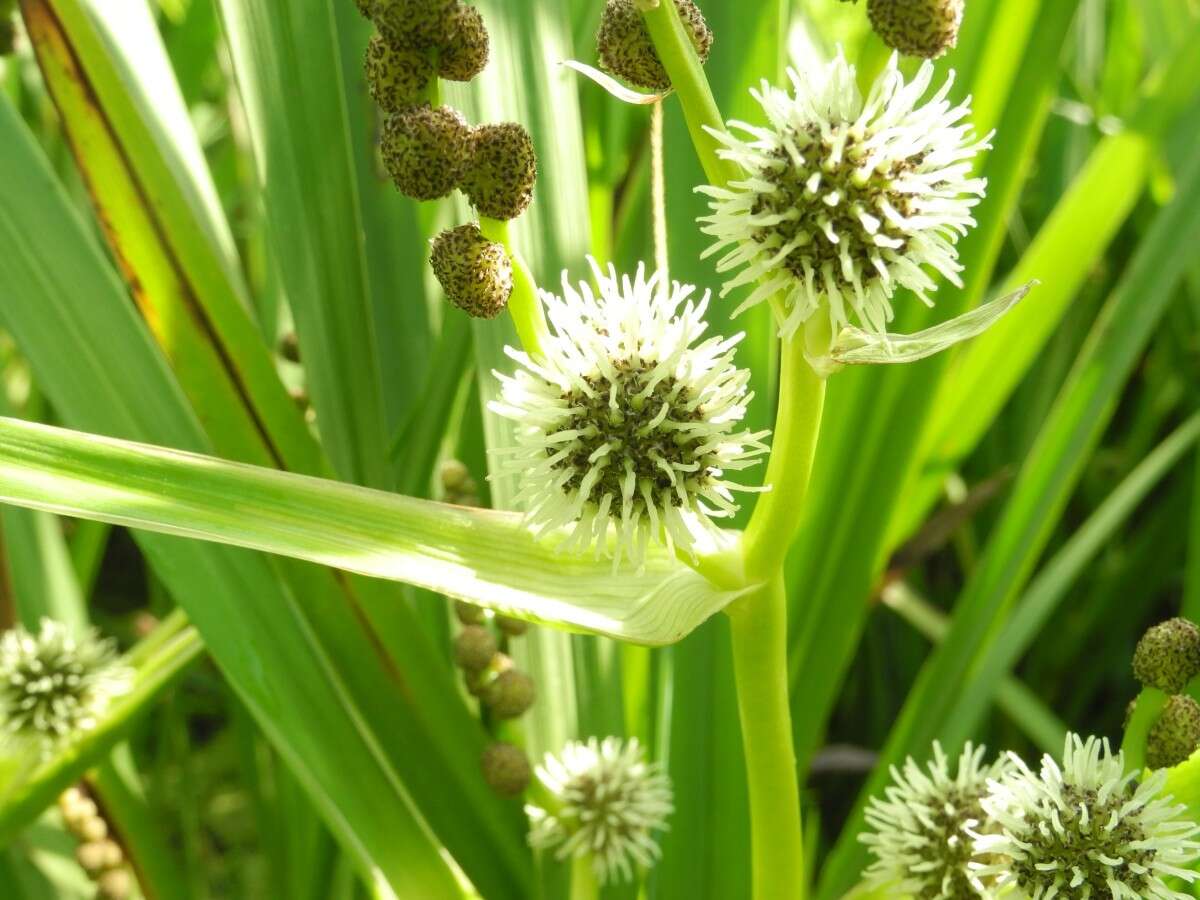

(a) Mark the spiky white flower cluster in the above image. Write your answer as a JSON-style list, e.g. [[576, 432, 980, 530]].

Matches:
[[860, 742, 1010, 899], [527, 736, 673, 884], [975, 734, 1200, 899], [0, 619, 132, 755], [490, 260, 769, 567], [698, 51, 989, 338]]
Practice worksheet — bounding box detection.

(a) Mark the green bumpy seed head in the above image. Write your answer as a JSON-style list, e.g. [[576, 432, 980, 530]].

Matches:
[[381, 104, 473, 200], [485, 669, 536, 718], [438, 4, 489, 81], [454, 624, 497, 671], [481, 742, 532, 796], [430, 223, 513, 318], [596, 0, 712, 92], [866, 0, 963, 59], [462, 122, 537, 220], [365, 35, 433, 113], [1148, 694, 1200, 769], [1134, 617, 1200, 694], [373, 0, 457, 49]]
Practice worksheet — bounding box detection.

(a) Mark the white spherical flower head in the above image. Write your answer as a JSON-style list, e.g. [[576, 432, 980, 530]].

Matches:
[[489, 260, 769, 567], [698, 51, 990, 338], [0, 619, 133, 755], [860, 741, 1010, 899], [526, 736, 673, 884], [975, 733, 1200, 899]]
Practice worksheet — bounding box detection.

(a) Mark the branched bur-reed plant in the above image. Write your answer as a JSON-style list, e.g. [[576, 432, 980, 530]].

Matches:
[[1, 0, 1200, 897]]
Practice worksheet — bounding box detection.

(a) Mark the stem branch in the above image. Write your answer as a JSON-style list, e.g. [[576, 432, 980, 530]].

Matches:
[[727, 574, 805, 900], [742, 318, 828, 580], [479, 217, 548, 357], [638, 0, 738, 187]]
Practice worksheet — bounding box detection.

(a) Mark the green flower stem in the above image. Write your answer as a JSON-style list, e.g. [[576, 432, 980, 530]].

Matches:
[[479, 216, 548, 357], [638, 0, 738, 188], [1121, 686, 1167, 774], [727, 573, 805, 900], [569, 854, 600, 900], [742, 317, 829, 581]]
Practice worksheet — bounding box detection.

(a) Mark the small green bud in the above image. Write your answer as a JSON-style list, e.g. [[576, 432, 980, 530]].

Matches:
[[1147, 694, 1200, 769], [461, 123, 537, 220], [365, 34, 433, 114], [454, 624, 497, 671], [1133, 618, 1200, 694], [430, 224, 513, 318], [76, 840, 122, 876], [381, 104, 473, 201], [78, 814, 109, 842], [60, 793, 99, 832], [440, 459, 472, 491], [96, 867, 133, 900], [454, 599, 486, 626], [596, 0, 712, 92], [374, 0, 457, 49], [866, 0, 963, 59], [438, 4, 489, 81], [484, 668, 536, 719], [480, 741, 531, 797], [496, 615, 528, 637]]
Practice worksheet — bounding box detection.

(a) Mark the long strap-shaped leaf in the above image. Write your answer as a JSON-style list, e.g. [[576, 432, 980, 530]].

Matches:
[[0, 417, 747, 645]]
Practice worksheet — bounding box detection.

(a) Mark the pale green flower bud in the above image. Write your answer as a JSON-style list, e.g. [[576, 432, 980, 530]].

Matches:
[[866, 0, 963, 59], [481, 741, 532, 796], [76, 839, 122, 876], [1134, 618, 1200, 694], [96, 867, 133, 900]]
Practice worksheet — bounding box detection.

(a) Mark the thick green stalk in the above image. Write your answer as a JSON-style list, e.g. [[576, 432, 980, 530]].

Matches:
[[479, 216, 548, 356], [638, 0, 738, 187], [743, 318, 828, 580], [569, 855, 600, 900], [727, 573, 805, 900], [1121, 687, 1166, 774]]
